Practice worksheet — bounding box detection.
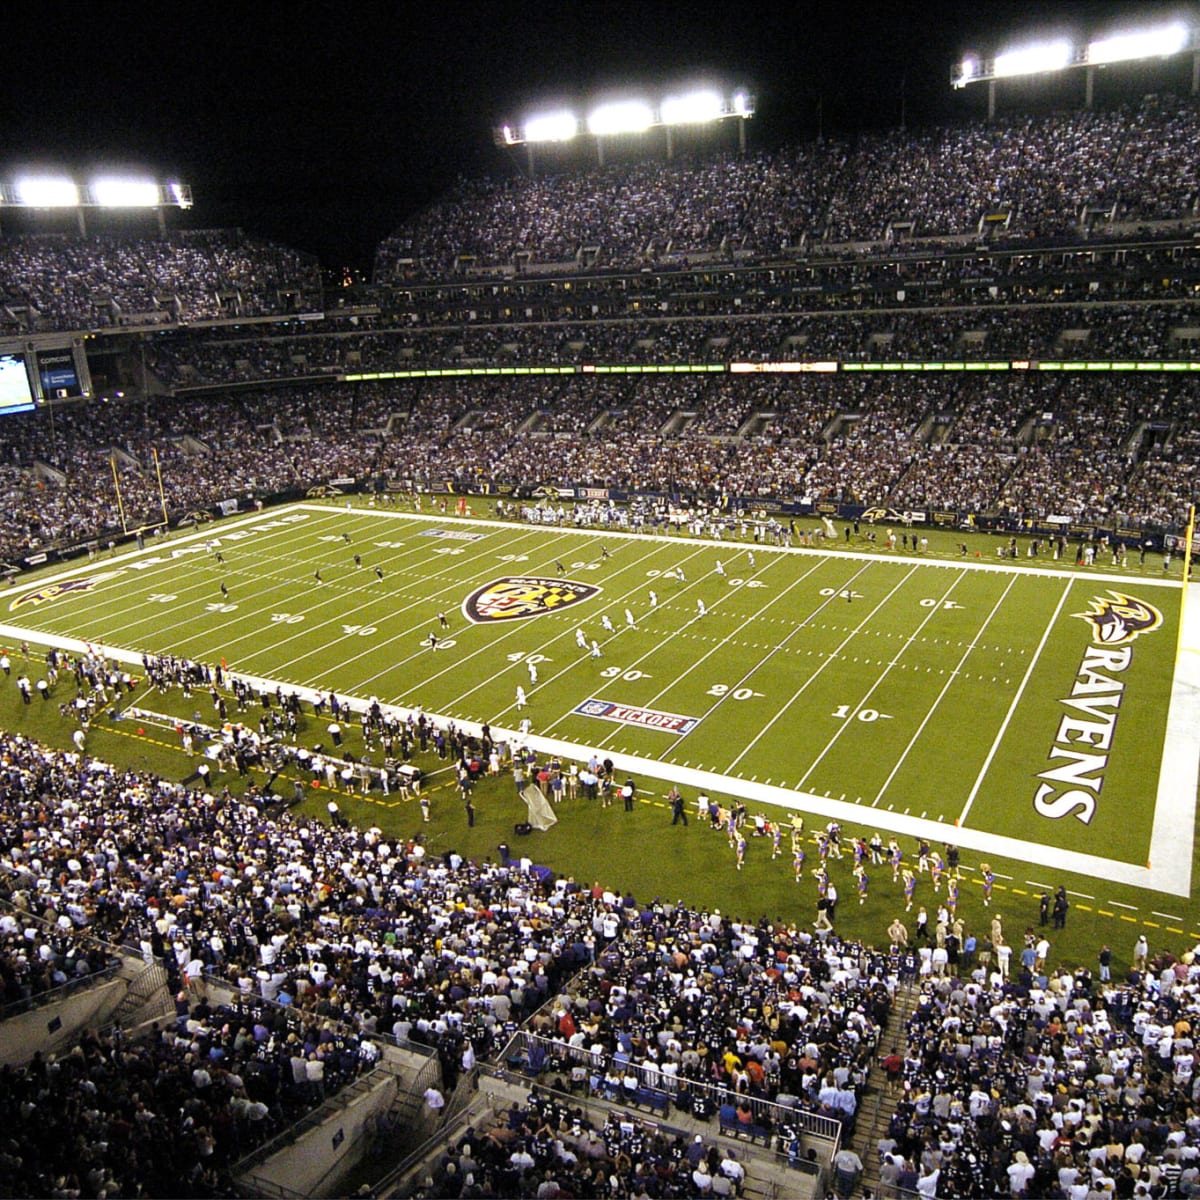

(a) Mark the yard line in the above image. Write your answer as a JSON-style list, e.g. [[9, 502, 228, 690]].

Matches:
[[796, 564, 964, 787], [1107, 900, 1138, 910], [62, 507, 370, 648], [266, 526, 584, 678], [6, 503, 335, 600], [87, 511, 353, 648], [584, 553, 830, 750], [194, 513, 520, 652], [71, 512, 573, 691], [1066, 890, 1094, 899], [383, 536, 680, 707], [872, 575, 1017, 805], [303, 531, 623, 696], [10, 509, 341, 645], [724, 563, 913, 772], [0, 608, 1184, 896], [1152, 910, 1183, 921], [450, 541, 722, 727], [140, 515, 570, 672], [957, 578, 1074, 827], [108, 526, 475, 663], [125, 682, 161, 711], [294, 502, 1185, 592]]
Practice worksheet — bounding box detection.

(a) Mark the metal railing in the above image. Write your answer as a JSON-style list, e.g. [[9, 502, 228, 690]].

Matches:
[[487, 1066, 829, 1183], [0, 958, 123, 1019], [501, 1028, 844, 1144]]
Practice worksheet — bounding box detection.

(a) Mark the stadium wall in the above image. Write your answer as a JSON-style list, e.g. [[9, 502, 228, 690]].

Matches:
[[0, 956, 171, 1066]]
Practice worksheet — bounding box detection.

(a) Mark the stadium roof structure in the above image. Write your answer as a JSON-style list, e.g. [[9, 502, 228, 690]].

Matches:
[[953, 20, 1200, 115]]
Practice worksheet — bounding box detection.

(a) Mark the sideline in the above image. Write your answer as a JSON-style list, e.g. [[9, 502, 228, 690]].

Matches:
[[293, 502, 1184, 590]]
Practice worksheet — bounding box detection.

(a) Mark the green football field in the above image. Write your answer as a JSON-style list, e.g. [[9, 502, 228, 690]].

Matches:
[[1, 500, 1194, 896]]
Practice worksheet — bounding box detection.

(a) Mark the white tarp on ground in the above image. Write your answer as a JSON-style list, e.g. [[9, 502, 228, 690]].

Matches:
[[522, 784, 557, 831]]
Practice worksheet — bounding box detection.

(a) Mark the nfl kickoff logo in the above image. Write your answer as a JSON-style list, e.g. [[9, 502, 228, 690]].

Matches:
[[573, 698, 700, 735], [462, 576, 602, 623]]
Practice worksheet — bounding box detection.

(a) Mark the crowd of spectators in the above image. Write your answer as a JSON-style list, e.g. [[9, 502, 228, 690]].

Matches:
[[0, 230, 319, 333], [371, 237, 1200, 329], [377, 99, 1200, 277], [0, 995, 376, 1198], [0, 361, 1196, 563], [879, 938, 1200, 1198], [0, 707, 879, 1194], [1, 102, 1199, 562], [0, 899, 121, 1013], [0, 669, 911, 1198], [540, 897, 888, 1129]]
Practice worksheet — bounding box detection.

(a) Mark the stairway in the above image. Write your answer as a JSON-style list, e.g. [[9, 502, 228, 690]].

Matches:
[[855, 980, 921, 1197], [107, 960, 171, 1029]]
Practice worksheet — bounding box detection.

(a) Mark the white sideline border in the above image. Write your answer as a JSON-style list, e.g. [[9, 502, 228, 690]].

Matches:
[[1, 500, 1194, 898]]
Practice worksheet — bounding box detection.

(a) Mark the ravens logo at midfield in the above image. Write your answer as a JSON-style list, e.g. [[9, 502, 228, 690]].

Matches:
[[462, 576, 602, 623]]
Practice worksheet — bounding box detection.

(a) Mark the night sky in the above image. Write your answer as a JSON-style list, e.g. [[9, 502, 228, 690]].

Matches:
[[3, 1, 1190, 271]]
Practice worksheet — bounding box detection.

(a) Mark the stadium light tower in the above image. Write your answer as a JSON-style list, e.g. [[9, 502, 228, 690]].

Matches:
[[0, 175, 193, 234], [952, 20, 1199, 116], [495, 89, 755, 172]]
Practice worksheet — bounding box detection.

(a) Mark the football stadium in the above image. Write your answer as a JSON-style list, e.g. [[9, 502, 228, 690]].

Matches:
[[5, 8, 1200, 1198]]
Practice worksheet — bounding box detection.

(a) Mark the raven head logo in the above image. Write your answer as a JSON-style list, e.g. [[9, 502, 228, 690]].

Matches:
[[1074, 591, 1162, 646]]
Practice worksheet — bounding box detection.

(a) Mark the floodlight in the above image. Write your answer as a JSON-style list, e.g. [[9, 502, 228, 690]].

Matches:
[[992, 40, 1073, 78], [16, 177, 79, 207], [1087, 22, 1189, 65], [587, 100, 654, 136], [661, 90, 724, 125], [732, 91, 752, 116], [92, 177, 159, 207], [524, 111, 579, 143], [955, 57, 981, 86], [168, 182, 192, 208]]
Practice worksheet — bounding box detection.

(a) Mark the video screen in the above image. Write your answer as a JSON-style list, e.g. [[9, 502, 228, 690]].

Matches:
[[0, 354, 36, 415]]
